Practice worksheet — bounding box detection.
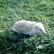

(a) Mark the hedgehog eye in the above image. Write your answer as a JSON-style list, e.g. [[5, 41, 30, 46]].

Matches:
[[39, 29, 42, 31]]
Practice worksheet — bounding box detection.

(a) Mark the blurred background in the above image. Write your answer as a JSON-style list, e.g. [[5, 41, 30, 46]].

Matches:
[[0, 0, 54, 54]]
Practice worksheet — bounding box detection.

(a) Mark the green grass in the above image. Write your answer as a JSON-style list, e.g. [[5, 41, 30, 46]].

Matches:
[[0, 0, 54, 54]]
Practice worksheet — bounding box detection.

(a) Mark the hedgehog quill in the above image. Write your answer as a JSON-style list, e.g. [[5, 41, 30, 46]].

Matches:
[[10, 20, 46, 36]]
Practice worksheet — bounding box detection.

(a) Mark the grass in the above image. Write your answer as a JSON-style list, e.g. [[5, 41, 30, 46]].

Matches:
[[0, 0, 54, 54]]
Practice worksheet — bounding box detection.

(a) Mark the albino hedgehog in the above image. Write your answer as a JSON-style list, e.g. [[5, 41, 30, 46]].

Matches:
[[11, 20, 46, 35]]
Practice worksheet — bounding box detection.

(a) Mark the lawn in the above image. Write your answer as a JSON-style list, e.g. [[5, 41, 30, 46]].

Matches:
[[0, 0, 54, 54]]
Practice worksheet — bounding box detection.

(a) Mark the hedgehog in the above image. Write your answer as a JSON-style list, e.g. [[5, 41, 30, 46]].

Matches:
[[10, 20, 46, 36]]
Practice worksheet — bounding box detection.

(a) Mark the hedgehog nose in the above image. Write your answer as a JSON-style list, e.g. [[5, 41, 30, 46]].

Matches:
[[44, 31, 46, 34]]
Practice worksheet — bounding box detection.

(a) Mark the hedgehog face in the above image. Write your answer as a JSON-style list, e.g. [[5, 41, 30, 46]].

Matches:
[[35, 23, 46, 34], [35, 26, 46, 34]]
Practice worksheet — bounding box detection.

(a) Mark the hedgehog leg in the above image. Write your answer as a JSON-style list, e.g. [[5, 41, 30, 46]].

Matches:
[[21, 33, 31, 38]]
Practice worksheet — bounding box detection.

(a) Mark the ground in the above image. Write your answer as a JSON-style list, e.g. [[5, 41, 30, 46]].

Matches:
[[0, 0, 54, 54]]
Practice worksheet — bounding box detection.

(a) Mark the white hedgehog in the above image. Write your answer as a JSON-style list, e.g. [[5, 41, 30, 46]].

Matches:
[[11, 20, 46, 35]]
